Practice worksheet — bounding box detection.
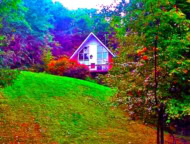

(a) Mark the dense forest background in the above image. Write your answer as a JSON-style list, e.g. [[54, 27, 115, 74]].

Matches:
[[0, 0, 116, 69], [0, 0, 190, 143]]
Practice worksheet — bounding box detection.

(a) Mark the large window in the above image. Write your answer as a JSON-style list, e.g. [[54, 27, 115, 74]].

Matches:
[[97, 45, 108, 65], [79, 46, 89, 65], [97, 45, 108, 71]]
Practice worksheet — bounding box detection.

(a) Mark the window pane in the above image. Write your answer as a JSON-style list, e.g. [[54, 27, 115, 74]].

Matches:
[[84, 53, 89, 61], [103, 52, 108, 59], [97, 53, 102, 60], [102, 48, 107, 52], [79, 53, 83, 60], [97, 46, 102, 52], [97, 60, 103, 64], [102, 60, 107, 64], [79, 49, 84, 53], [84, 47, 89, 53], [84, 61, 89, 65]]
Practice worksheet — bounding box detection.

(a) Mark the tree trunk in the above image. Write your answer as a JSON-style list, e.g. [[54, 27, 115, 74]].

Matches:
[[157, 109, 160, 144], [154, 36, 161, 144], [160, 103, 164, 144]]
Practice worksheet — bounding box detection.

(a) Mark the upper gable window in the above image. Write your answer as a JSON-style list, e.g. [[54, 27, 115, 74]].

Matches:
[[97, 45, 107, 53], [79, 46, 89, 65]]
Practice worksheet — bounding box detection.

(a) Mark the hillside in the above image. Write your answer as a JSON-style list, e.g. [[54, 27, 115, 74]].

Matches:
[[0, 71, 119, 143], [0, 72, 186, 144]]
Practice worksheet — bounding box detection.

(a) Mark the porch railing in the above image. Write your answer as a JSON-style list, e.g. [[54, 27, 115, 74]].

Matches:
[[86, 64, 109, 71]]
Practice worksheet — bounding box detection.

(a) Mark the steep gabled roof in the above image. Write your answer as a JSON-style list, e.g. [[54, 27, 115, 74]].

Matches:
[[70, 32, 115, 59]]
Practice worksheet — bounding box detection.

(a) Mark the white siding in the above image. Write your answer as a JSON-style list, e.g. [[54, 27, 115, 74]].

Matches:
[[89, 44, 97, 70], [76, 34, 109, 71]]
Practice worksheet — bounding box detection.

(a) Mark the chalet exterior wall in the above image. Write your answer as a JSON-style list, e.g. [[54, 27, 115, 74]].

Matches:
[[70, 33, 115, 72]]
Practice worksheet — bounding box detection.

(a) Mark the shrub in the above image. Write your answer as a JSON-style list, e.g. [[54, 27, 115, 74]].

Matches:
[[41, 48, 54, 71], [85, 76, 98, 84], [47, 57, 89, 79], [0, 68, 20, 87], [29, 47, 54, 73], [27, 64, 45, 73]]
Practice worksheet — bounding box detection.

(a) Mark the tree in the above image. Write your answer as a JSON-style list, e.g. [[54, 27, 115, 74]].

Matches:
[[102, 0, 190, 143], [50, 7, 111, 57], [22, 0, 54, 39], [0, 0, 22, 68], [0, 0, 22, 28], [176, 0, 190, 19], [0, 0, 60, 69]]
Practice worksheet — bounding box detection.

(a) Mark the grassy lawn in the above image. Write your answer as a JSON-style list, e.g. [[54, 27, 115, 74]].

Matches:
[[0, 71, 122, 143], [0, 71, 187, 144]]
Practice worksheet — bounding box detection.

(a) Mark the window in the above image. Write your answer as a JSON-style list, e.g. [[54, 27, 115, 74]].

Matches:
[[97, 53, 102, 60], [103, 52, 108, 59], [103, 48, 107, 52], [79, 53, 83, 60], [84, 61, 89, 65], [79, 46, 89, 65], [84, 53, 89, 60], [97, 60, 103, 64], [84, 47, 88, 53], [97, 45, 108, 64], [97, 46, 102, 53]]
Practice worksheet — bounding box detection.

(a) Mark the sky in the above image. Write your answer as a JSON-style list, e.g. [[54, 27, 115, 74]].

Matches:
[[52, 0, 123, 10]]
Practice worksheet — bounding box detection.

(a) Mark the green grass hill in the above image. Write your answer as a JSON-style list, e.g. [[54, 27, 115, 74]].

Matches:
[[0, 71, 122, 143], [0, 71, 178, 144]]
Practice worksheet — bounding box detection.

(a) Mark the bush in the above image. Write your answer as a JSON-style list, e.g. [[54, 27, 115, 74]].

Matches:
[[47, 57, 89, 79], [28, 48, 54, 73], [27, 64, 45, 73], [85, 76, 98, 84], [0, 68, 20, 87], [41, 48, 54, 71]]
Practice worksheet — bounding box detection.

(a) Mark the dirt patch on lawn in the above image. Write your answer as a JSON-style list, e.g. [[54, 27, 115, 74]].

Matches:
[[0, 93, 54, 143]]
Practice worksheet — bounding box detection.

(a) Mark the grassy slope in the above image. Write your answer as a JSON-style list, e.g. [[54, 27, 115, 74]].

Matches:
[[0, 71, 186, 144], [0, 71, 121, 143]]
